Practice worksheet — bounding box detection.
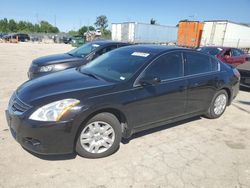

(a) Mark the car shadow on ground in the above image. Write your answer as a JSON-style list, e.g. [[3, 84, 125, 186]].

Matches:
[[23, 116, 201, 161], [22, 147, 77, 161], [122, 116, 201, 144], [238, 100, 250, 105]]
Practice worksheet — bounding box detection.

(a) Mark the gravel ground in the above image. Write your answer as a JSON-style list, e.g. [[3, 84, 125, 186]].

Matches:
[[0, 43, 250, 188]]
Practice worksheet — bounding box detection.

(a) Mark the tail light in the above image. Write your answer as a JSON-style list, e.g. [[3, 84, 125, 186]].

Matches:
[[233, 68, 240, 79]]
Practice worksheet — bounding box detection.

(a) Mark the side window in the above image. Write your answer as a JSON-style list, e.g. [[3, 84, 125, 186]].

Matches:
[[232, 49, 243, 56], [144, 52, 183, 80], [185, 52, 212, 75], [238, 49, 244, 55], [98, 45, 117, 55], [224, 49, 231, 56]]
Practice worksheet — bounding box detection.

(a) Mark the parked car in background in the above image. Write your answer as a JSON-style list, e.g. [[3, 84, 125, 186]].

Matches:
[[6, 45, 240, 158], [71, 35, 85, 47], [28, 41, 130, 79], [237, 60, 250, 88], [197, 46, 248, 67], [3, 33, 30, 42], [62, 36, 72, 44], [0, 32, 8, 38]]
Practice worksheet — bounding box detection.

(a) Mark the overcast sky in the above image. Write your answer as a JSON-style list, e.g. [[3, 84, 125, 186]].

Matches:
[[0, 0, 250, 31]]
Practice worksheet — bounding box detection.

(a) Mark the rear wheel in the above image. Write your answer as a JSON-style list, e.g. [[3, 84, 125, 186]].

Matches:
[[205, 90, 228, 119], [76, 113, 122, 158]]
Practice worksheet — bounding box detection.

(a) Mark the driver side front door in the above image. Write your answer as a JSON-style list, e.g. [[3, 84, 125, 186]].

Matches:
[[126, 52, 187, 129]]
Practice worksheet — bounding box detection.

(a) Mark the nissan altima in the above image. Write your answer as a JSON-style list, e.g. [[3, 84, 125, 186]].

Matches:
[[28, 41, 129, 79], [6, 45, 240, 158]]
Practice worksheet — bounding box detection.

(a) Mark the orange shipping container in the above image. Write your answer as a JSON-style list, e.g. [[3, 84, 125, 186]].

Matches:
[[177, 21, 204, 48]]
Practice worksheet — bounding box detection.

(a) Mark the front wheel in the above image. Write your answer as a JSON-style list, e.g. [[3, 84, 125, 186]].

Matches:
[[205, 90, 228, 119], [76, 112, 122, 158]]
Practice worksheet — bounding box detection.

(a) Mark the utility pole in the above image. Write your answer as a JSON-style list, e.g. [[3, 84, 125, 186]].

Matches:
[[36, 13, 39, 23], [79, 19, 82, 29], [54, 15, 57, 27]]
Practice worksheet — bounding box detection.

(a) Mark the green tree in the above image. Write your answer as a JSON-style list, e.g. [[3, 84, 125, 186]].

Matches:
[[34, 24, 41, 32], [8, 19, 17, 32], [67, 30, 78, 36], [102, 29, 111, 39], [0, 18, 9, 32], [0, 18, 59, 33], [39, 21, 59, 33], [94, 15, 108, 30], [17, 21, 27, 32], [78, 26, 95, 36]]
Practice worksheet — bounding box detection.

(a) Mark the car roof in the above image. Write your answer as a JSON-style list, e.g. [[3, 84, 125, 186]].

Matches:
[[118, 44, 189, 55], [90, 40, 129, 46], [200, 46, 231, 50]]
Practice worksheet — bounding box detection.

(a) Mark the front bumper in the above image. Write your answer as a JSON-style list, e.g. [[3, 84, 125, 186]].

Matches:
[[5, 110, 77, 155]]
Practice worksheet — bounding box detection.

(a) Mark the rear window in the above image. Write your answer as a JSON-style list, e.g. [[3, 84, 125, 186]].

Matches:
[[185, 52, 214, 75]]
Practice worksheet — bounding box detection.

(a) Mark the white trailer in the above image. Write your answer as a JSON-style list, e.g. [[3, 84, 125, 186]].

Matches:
[[112, 22, 177, 44], [200, 20, 250, 49]]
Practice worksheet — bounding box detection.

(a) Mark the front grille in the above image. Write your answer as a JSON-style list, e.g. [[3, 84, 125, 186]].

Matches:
[[9, 93, 31, 113], [239, 70, 250, 77]]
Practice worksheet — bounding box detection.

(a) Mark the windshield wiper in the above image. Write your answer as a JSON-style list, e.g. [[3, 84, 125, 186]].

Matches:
[[67, 52, 74, 56]]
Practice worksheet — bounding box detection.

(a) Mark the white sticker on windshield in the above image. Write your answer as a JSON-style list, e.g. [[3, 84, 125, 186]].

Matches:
[[92, 44, 100, 47], [217, 48, 223, 51], [131, 52, 150, 57], [120, 76, 125, 80]]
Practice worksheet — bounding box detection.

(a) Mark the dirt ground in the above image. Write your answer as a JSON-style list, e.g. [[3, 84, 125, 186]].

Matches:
[[0, 43, 250, 188]]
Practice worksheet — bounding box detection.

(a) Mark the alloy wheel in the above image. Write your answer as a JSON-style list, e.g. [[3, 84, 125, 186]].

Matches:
[[80, 121, 115, 154], [213, 94, 227, 115]]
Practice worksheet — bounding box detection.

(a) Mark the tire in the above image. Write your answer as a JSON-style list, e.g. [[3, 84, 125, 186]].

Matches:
[[205, 90, 228, 119], [76, 112, 122, 158]]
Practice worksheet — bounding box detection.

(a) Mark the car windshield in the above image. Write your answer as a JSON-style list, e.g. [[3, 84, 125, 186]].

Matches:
[[68, 43, 100, 57], [80, 48, 152, 82], [197, 47, 222, 56]]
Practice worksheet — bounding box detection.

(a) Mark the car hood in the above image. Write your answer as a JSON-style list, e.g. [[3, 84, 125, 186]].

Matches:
[[16, 68, 114, 105], [32, 53, 83, 66]]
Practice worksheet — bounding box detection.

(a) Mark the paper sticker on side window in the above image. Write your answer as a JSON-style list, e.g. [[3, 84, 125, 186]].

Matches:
[[92, 44, 100, 48], [131, 52, 150, 57]]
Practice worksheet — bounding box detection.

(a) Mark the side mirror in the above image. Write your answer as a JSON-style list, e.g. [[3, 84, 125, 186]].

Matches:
[[139, 77, 161, 86]]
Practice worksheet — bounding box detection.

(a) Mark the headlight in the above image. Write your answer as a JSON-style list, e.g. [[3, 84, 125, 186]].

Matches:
[[39, 65, 54, 72], [29, 99, 80, 121]]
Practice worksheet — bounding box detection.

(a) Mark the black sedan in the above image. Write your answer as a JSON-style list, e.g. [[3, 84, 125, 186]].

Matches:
[[6, 45, 240, 158], [28, 41, 129, 79]]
